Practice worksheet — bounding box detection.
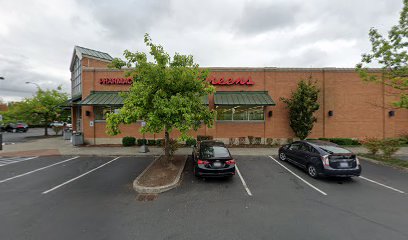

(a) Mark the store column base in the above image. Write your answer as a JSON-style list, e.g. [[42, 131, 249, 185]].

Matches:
[[139, 144, 149, 153]]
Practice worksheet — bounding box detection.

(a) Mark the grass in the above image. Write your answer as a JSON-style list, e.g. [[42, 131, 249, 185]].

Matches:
[[359, 153, 408, 169]]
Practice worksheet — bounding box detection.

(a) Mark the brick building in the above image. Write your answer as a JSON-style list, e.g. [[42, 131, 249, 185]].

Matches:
[[68, 46, 408, 145]]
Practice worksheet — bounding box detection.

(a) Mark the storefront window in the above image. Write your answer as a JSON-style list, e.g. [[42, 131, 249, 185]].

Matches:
[[216, 106, 264, 121], [94, 106, 120, 120]]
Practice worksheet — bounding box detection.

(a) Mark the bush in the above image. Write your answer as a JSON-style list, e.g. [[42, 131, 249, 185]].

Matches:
[[266, 138, 273, 146], [185, 138, 197, 146], [137, 138, 147, 146], [147, 139, 156, 146], [361, 137, 382, 155], [156, 139, 164, 147], [229, 137, 237, 145], [238, 137, 246, 145], [248, 136, 255, 145], [318, 138, 360, 146], [122, 136, 136, 146], [380, 138, 400, 159], [398, 132, 408, 144], [287, 138, 294, 144], [273, 138, 281, 147], [197, 135, 213, 141], [254, 137, 262, 145]]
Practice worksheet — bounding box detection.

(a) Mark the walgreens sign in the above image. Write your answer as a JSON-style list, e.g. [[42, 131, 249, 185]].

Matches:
[[207, 76, 255, 86]]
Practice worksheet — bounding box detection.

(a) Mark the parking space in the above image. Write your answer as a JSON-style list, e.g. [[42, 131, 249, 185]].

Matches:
[[1, 154, 408, 240]]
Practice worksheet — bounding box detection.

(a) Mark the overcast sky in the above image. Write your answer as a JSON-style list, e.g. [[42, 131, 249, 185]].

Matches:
[[0, 0, 404, 102]]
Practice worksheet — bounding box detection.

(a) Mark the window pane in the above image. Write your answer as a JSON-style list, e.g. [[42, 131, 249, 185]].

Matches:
[[94, 107, 111, 120], [217, 107, 233, 120], [248, 106, 264, 120], [234, 107, 247, 120]]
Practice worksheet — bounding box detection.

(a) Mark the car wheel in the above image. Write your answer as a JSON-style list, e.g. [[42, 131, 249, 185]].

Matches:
[[307, 164, 319, 179], [279, 152, 287, 161]]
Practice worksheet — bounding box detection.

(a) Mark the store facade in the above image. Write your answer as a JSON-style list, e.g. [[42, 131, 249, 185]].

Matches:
[[69, 46, 408, 145]]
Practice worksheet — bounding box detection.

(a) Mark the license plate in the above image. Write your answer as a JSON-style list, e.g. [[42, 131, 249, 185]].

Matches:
[[339, 162, 349, 168], [213, 162, 222, 168]]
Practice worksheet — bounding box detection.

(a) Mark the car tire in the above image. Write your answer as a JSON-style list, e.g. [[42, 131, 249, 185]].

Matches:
[[279, 152, 287, 161], [307, 164, 319, 179]]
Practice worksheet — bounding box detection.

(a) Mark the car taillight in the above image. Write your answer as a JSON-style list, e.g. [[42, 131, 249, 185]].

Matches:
[[197, 159, 209, 165], [355, 157, 360, 165], [226, 159, 236, 165], [321, 155, 330, 167]]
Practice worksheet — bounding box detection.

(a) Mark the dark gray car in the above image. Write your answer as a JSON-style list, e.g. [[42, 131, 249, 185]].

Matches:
[[278, 140, 362, 178]]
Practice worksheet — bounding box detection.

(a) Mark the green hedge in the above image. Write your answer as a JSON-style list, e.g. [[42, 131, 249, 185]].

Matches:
[[137, 138, 147, 146], [318, 138, 360, 146], [122, 136, 136, 146], [186, 138, 197, 146], [156, 139, 164, 147], [197, 135, 213, 141], [147, 139, 156, 146]]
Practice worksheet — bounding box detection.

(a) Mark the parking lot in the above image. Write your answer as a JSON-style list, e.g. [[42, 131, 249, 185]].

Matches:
[[1, 154, 407, 240]]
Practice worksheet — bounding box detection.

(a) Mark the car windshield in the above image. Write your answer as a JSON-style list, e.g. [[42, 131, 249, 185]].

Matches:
[[200, 146, 230, 159], [319, 145, 351, 154]]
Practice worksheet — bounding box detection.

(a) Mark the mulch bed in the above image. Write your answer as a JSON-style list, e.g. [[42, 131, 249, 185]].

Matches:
[[137, 155, 185, 187]]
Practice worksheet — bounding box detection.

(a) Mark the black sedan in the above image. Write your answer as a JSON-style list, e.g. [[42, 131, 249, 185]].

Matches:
[[4, 122, 29, 133], [278, 140, 361, 178], [192, 140, 236, 178]]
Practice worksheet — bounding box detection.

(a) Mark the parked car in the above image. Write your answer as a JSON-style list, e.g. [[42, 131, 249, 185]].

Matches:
[[49, 121, 65, 127], [5, 122, 29, 133], [192, 140, 236, 178], [278, 140, 361, 178]]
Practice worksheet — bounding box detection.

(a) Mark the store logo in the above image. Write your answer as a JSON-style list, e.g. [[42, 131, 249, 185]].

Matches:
[[207, 76, 255, 85], [99, 78, 133, 85]]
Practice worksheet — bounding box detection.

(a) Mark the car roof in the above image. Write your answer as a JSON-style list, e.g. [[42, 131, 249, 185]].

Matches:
[[301, 140, 339, 147], [199, 140, 226, 147]]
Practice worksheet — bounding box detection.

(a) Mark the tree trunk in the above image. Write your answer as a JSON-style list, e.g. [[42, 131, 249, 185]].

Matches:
[[44, 125, 48, 136], [164, 129, 170, 161]]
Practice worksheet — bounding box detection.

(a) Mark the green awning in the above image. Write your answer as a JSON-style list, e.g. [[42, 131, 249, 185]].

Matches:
[[214, 91, 275, 106], [78, 92, 124, 106]]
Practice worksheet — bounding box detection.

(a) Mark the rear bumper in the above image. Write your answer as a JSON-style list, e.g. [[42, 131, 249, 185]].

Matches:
[[196, 166, 236, 177], [321, 165, 362, 177]]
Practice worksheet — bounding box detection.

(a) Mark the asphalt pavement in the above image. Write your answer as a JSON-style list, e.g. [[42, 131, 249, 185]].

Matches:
[[0, 154, 407, 240], [1, 128, 51, 144]]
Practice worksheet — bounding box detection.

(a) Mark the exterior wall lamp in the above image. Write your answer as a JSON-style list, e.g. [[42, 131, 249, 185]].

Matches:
[[268, 110, 273, 117], [328, 110, 334, 117], [388, 110, 395, 117]]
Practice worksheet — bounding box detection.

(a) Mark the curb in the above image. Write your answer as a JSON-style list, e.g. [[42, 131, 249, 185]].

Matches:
[[133, 155, 187, 194], [358, 155, 408, 172]]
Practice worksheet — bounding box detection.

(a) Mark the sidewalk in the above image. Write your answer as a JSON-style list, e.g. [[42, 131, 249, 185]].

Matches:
[[2, 136, 408, 157]]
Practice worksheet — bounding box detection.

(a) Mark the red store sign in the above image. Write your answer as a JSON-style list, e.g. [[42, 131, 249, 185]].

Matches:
[[207, 76, 255, 85], [99, 78, 133, 85]]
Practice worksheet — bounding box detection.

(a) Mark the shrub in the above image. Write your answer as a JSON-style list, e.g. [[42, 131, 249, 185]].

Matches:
[[147, 139, 156, 146], [398, 132, 408, 144], [361, 137, 381, 155], [248, 136, 255, 145], [137, 138, 147, 146], [273, 138, 281, 147], [238, 137, 246, 145], [254, 137, 262, 145], [122, 136, 136, 146], [266, 138, 273, 146], [287, 138, 293, 144], [163, 139, 180, 159], [156, 139, 164, 147], [380, 138, 400, 159], [229, 137, 237, 145], [185, 138, 197, 146], [318, 138, 360, 146], [197, 135, 213, 141]]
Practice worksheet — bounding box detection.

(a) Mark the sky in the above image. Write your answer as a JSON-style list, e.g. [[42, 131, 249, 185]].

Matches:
[[0, 0, 404, 102]]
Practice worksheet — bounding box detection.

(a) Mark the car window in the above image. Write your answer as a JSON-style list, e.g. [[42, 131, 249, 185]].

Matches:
[[299, 144, 310, 152], [289, 142, 301, 150], [200, 146, 230, 159], [319, 145, 351, 154]]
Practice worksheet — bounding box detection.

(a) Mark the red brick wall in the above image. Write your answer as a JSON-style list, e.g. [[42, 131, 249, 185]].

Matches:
[[73, 58, 408, 144]]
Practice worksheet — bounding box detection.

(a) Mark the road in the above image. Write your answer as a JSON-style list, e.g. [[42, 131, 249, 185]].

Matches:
[[0, 154, 407, 240]]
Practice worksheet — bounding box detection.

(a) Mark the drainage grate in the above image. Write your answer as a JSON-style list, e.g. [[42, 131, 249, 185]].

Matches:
[[137, 194, 159, 202]]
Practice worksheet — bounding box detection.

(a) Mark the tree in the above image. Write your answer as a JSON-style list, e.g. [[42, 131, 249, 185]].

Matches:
[[356, 0, 408, 108], [280, 77, 320, 140], [106, 34, 215, 162], [8, 86, 68, 136]]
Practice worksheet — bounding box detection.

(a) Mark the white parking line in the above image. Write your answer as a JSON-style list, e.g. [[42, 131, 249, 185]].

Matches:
[[42, 157, 121, 194], [359, 176, 406, 194], [235, 164, 253, 196], [268, 156, 328, 196], [0, 156, 80, 184], [0, 156, 39, 167]]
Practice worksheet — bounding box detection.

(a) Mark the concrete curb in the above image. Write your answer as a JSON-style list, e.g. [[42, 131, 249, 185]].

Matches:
[[358, 155, 408, 172], [133, 155, 187, 194]]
